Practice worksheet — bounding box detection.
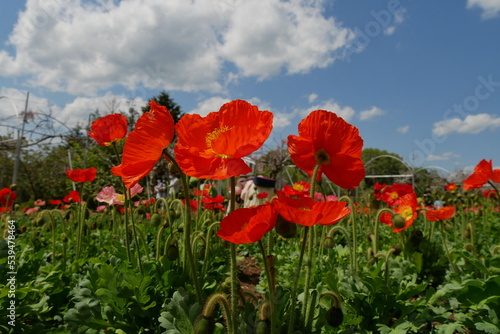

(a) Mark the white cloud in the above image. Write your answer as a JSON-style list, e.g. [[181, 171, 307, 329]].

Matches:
[[359, 106, 385, 121], [397, 125, 409, 134], [433, 113, 500, 136], [308, 93, 318, 103], [188, 96, 232, 117], [273, 112, 292, 128], [383, 8, 406, 35], [304, 99, 356, 122], [467, 0, 500, 19], [0, 0, 355, 95], [0, 88, 146, 139], [426, 152, 461, 161]]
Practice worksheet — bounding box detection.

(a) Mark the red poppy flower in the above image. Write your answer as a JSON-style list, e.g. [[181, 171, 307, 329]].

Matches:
[[374, 182, 387, 201], [66, 167, 97, 183], [380, 183, 414, 207], [49, 199, 62, 206], [483, 190, 498, 198], [444, 183, 457, 191], [217, 203, 277, 244], [257, 192, 269, 199], [426, 206, 455, 222], [272, 191, 350, 226], [463, 159, 500, 190], [282, 181, 311, 197], [112, 100, 175, 188], [63, 190, 81, 203], [87, 113, 128, 147], [174, 100, 273, 180], [0, 188, 17, 207], [202, 194, 226, 212], [288, 110, 365, 189], [379, 192, 418, 233]]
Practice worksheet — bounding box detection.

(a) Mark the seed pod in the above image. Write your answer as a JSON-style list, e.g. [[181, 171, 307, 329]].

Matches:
[[194, 315, 215, 334], [326, 306, 344, 328]]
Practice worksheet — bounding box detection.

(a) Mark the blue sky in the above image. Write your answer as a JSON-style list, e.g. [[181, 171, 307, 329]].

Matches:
[[1, 0, 500, 179]]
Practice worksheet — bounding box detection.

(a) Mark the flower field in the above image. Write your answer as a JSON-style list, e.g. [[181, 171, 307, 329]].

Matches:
[[1, 100, 500, 334]]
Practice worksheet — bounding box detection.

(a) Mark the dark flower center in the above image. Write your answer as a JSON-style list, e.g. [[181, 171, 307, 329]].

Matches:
[[314, 149, 330, 165]]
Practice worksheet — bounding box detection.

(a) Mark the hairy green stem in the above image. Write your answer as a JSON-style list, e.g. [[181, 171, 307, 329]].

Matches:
[[163, 150, 204, 303], [259, 240, 277, 334]]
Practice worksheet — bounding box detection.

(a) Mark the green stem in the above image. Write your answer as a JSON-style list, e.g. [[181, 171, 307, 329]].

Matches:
[[228, 176, 239, 334], [229, 243, 238, 334], [441, 221, 459, 274], [258, 240, 277, 334], [372, 208, 395, 258], [287, 226, 309, 334], [163, 150, 204, 303], [127, 194, 143, 274]]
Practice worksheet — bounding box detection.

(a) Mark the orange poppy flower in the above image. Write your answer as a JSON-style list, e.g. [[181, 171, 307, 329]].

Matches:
[[272, 191, 350, 226], [463, 159, 500, 190], [217, 203, 277, 244], [288, 110, 365, 189], [379, 192, 418, 233], [444, 183, 457, 191], [174, 100, 273, 180], [282, 181, 311, 198], [87, 113, 128, 146], [112, 100, 174, 188], [426, 206, 455, 222], [66, 167, 97, 183]]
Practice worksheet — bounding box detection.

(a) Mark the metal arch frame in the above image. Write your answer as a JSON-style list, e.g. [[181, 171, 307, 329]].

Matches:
[[364, 154, 415, 188]]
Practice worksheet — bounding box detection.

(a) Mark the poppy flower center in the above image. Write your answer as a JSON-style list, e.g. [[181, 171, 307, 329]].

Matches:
[[314, 149, 330, 165], [206, 126, 234, 158], [390, 192, 399, 199], [401, 206, 413, 220]]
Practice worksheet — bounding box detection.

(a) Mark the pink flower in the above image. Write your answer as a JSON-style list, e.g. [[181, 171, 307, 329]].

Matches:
[[314, 192, 338, 202], [96, 184, 144, 206], [96, 186, 124, 205], [25, 207, 40, 215], [96, 205, 107, 212], [34, 199, 46, 206]]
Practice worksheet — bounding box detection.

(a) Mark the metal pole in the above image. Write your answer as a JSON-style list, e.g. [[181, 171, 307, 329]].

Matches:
[[68, 150, 76, 191], [12, 92, 29, 185]]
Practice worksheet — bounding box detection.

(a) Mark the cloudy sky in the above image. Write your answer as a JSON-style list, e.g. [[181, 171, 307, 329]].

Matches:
[[1, 0, 500, 176]]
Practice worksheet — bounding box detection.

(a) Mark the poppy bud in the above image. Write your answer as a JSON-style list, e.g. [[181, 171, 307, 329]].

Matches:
[[323, 236, 335, 249], [275, 215, 296, 238], [166, 239, 179, 261], [221, 277, 232, 294], [391, 244, 402, 256], [9, 184, 17, 191], [151, 213, 162, 227], [326, 306, 344, 327], [392, 214, 406, 229], [255, 320, 271, 334], [61, 233, 68, 243], [194, 315, 215, 334], [463, 229, 471, 239], [443, 223, 452, 232]]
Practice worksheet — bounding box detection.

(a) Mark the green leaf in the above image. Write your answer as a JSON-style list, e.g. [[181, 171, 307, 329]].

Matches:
[[475, 322, 500, 334]]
